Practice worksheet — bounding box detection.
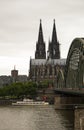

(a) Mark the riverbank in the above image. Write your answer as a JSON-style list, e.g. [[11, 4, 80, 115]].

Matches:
[[0, 99, 21, 105]]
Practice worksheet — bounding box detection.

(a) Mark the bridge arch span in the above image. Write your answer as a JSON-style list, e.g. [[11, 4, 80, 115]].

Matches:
[[65, 38, 84, 89]]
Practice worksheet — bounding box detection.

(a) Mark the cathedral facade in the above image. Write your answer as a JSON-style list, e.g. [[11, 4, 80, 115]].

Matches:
[[29, 20, 66, 85]]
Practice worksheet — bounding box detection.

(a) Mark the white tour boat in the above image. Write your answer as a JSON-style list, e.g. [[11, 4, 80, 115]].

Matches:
[[12, 98, 49, 106]]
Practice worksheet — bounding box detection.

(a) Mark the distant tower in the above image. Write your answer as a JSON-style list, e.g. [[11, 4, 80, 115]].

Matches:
[[35, 19, 46, 59], [11, 66, 18, 82], [48, 19, 60, 59]]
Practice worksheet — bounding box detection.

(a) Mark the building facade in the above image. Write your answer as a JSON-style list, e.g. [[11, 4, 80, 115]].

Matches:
[[29, 20, 66, 85], [0, 67, 28, 87], [11, 66, 28, 83], [11, 66, 18, 82]]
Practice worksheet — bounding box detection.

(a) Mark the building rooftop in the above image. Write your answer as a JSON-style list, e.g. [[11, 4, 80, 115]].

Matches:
[[31, 58, 66, 65]]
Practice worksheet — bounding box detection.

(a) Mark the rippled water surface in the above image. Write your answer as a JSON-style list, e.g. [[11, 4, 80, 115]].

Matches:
[[0, 105, 74, 130]]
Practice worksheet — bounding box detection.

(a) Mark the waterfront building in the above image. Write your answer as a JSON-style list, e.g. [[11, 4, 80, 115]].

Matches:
[[11, 66, 18, 82], [0, 67, 28, 87], [17, 75, 28, 82], [0, 74, 28, 87], [0, 76, 12, 87], [29, 20, 66, 85], [11, 66, 28, 83]]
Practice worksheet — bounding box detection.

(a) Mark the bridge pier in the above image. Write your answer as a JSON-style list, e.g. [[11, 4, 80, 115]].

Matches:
[[54, 94, 73, 109], [74, 106, 84, 130], [54, 94, 84, 109]]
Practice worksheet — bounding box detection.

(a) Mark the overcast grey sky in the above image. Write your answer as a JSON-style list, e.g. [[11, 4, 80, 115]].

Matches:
[[0, 0, 84, 75]]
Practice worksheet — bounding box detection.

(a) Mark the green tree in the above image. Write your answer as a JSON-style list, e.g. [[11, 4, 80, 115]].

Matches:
[[0, 81, 38, 99]]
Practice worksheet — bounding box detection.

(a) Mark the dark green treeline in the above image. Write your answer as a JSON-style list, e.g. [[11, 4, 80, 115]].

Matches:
[[0, 81, 50, 99]]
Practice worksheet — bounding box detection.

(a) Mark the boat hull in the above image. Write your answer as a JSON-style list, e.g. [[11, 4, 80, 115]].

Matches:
[[12, 103, 49, 106], [12, 100, 49, 106]]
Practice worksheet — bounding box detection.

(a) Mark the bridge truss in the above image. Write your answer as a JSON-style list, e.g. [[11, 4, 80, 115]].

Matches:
[[65, 38, 84, 89]]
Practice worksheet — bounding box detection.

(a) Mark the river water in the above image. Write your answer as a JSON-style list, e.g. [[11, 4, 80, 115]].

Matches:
[[0, 105, 74, 130]]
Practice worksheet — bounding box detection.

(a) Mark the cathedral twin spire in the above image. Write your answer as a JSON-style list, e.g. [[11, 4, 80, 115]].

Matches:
[[48, 19, 60, 59], [35, 19, 60, 59], [35, 19, 46, 59]]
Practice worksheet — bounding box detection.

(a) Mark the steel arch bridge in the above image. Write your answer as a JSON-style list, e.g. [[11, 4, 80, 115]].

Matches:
[[65, 38, 84, 89]]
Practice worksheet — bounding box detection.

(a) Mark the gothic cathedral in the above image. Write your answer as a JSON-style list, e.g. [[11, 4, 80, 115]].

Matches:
[[29, 20, 66, 86]]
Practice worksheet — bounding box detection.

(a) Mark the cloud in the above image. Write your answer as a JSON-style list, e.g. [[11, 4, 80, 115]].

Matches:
[[0, 56, 29, 75], [0, 0, 84, 75]]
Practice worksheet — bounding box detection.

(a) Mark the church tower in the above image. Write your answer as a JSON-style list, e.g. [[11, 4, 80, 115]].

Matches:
[[48, 19, 60, 59], [35, 20, 46, 59]]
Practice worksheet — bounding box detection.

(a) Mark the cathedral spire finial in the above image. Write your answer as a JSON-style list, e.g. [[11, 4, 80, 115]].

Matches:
[[40, 19, 42, 23], [38, 19, 44, 43], [54, 19, 55, 23], [52, 19, 57, 43]]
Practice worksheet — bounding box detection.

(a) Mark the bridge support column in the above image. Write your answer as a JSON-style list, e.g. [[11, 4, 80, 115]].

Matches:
[[74, 106, 84, 130], [54, 94, 61, 109], [54, 94, 69, 109], [54, 94, 84, 109]]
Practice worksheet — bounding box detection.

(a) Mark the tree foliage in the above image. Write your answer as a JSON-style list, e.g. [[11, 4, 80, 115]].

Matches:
[[0, 81, 38, 99], [0, 80, 51, 99]]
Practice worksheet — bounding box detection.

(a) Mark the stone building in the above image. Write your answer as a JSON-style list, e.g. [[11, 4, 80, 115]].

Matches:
[[11, 66, 18, 82], [0, 67, 28, 87], [29, 20, 66, 86], [11, 66, 28, 83], [0, 76, 12, 87]]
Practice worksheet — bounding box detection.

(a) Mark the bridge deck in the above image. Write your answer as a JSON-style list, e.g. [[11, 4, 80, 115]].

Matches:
[[54, 88, 84, 96]]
